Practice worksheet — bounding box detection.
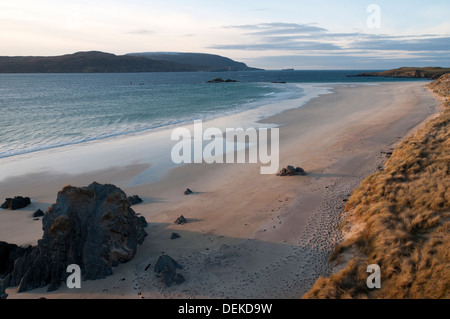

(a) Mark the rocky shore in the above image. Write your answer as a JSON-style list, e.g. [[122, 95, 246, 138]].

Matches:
[[0, 182, 147, 297]]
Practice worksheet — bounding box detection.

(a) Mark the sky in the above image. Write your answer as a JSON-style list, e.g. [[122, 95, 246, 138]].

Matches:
[[0, 0, 449, 69]]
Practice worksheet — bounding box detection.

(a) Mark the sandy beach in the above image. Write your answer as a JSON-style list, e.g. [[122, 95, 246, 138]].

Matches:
[[0, 81, 438, 299]]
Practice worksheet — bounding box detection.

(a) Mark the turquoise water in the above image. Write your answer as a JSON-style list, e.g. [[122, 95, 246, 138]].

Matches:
[[0, 70, 428, 159]]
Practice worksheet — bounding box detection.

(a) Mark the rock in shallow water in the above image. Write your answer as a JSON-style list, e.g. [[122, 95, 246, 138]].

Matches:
[[1, 182, 148, 293]]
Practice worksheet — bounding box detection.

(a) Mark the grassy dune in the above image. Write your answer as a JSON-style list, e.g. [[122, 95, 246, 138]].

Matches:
[[303, 75, 450, 299]]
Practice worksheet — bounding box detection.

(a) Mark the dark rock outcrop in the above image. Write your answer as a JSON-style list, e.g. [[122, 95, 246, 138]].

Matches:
[[0, 285, 6, 299], [1, 196, 31, 210], [171, 233, 181, 240], [174, 215, 188, 225], [128, 195, 143, 206], [207, 78, 239, 83], [1, 182, 147, 293], [154, 255, 184, 287], [184, 188, 193, 195], [277, 166, 307, 176], [0, 242, 32, 298], [32, 209, 45, 218], [0, 242, 32, 276]]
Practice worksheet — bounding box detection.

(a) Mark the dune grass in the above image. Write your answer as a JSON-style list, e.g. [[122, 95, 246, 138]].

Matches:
[[303, 75, 450, 299]]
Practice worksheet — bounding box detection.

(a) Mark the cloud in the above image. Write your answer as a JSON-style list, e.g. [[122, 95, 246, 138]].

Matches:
[[212, 22, 450, 56], [212, 22, 339, 51], [211, 41, 342, 51], [351, 36, 450, 51], [245, 54, 450, 70], [127, 29, 154, 36], [224, 22, 327, 35], [211, 21, 450, 69]]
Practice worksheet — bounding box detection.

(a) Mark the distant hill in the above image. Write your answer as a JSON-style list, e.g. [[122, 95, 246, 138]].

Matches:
[[127, 52, 261, 72], [0, 51, 259, 73], [353, 67, 450, 79]]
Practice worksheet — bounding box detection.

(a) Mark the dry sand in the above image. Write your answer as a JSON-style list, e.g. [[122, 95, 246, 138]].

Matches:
[[1, 82, 439, 299]]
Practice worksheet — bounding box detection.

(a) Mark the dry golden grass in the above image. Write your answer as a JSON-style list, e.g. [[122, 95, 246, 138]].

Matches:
[[303, 75, 450, 299], [428, 73, 450, 98]]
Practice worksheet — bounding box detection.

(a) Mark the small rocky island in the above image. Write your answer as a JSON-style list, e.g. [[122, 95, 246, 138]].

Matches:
[[206, 77, 239, 83]]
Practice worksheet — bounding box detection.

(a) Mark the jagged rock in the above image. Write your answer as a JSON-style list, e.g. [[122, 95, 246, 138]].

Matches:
[[174, 215, 188, 225], [0, 285, 7, 299], [171, 232, 181, 240], [184, 188, 193, 195], [1, 196, 31, 210], [32, 209, 45, 218], [0, 241, 16, 274], [0, 242, 31, 298], [0, 242, 32, 276], [154, 255, 184, 287], [276, 166, 307, 176], [127, 195, 143, 206], [1, 182, 148, 293]]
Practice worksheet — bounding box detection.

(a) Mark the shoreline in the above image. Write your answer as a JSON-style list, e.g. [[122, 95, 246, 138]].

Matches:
[[304, 76, 449, 299], [0, 82, 330, 186], [0, 81, 418, 185], [1, 81, 439, 299]]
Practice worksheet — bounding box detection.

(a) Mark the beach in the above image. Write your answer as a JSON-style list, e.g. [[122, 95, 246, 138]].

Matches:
[[0, 81, 438, 299]]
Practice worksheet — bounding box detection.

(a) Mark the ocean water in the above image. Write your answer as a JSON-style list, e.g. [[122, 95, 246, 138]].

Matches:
[[0, 70, 428, 159]]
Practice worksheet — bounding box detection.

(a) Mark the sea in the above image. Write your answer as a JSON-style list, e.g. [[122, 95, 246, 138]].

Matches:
[[0, 70, 429, 161]]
